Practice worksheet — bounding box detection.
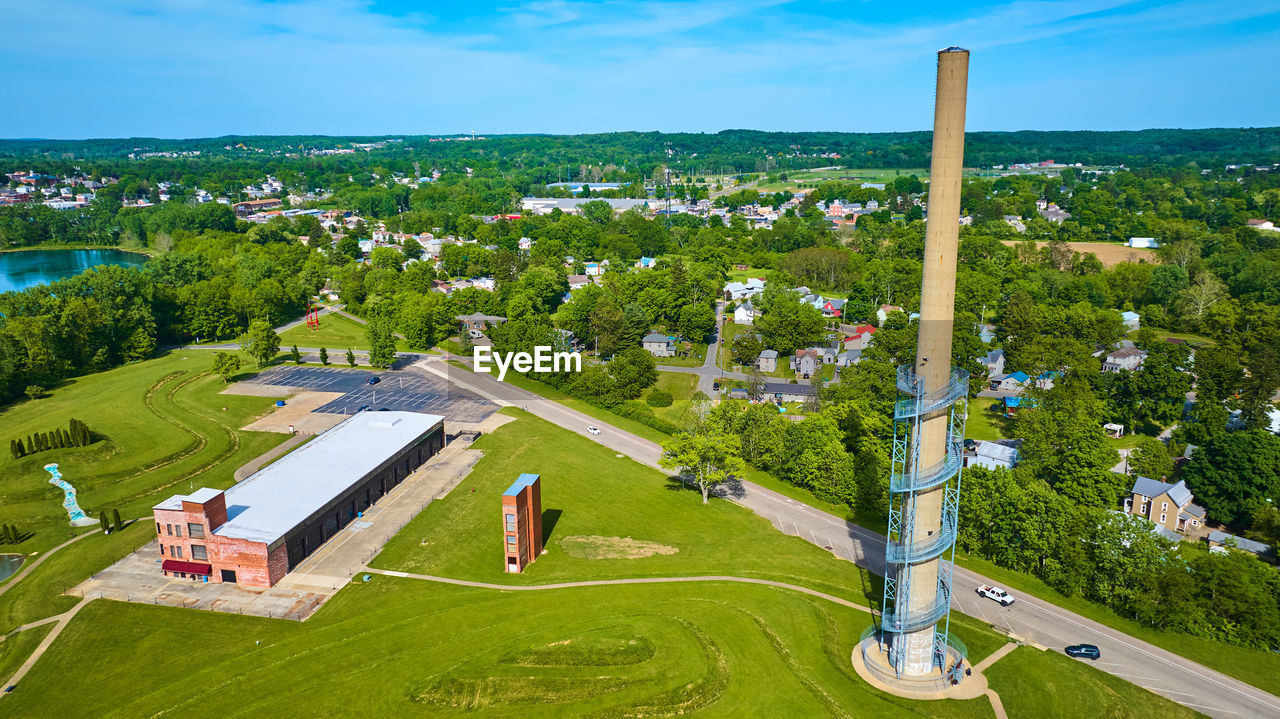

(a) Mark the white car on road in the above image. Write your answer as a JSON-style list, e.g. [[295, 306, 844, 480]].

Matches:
[[586, 426, 601, 435], [976, 585, 1015, 606]]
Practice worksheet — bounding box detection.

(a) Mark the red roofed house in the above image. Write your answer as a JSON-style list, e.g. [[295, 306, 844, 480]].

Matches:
[[843, 324, 877, 351]]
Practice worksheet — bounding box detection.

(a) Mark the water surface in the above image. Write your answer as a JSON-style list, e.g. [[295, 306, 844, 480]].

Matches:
[[0, 248, 148, 293]]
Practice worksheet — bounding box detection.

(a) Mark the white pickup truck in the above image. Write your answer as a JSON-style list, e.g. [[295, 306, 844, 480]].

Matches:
[[976, 585, 1016, 606]]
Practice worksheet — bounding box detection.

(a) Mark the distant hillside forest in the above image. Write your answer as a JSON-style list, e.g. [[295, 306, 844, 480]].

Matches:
[[2, 127, 1279, 173]]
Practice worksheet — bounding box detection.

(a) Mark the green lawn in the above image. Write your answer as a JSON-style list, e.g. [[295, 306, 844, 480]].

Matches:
[[654, 341, 708, 368], [0, 622, 52, 682], [5, 411, 1206, 718], [0, 350, 292, 637], [651, 372, 699, 425], [955, 554, 1280, 698], [9, 578, 996, 719], [964, 402, 1011, 442], [277, 310, 407, 352], [371, 409, 881, 603], [0, 351, 287, 560], [1135, 328, 1217, 348], [985, 647, 1204, 719]]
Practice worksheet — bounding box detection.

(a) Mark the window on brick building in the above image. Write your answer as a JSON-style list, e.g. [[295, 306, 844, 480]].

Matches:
[[190, 544, 207, 561], [166, 524, 173, 536], [505, 514, 516, 532], [173, 546, 183, 558], [160, 544, 165, 555], [188, 523, 204, 539], [156, 522, 162, 534], [175, 525, 182, 538]]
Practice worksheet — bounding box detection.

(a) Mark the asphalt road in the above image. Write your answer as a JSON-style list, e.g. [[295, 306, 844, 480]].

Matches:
[[421, 353, 1280, 719]]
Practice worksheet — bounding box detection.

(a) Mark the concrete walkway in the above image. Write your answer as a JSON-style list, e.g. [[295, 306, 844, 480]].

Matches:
[[1, 596, 92, 694], [364, 567, 871, 613]]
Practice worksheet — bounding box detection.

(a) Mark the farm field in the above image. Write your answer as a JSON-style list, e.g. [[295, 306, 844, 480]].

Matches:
[[998, 240, 1157, 267]]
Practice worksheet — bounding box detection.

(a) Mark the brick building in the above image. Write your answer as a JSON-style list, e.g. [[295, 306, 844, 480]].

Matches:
[[502, 473, 543, 573], [153, 411, 445, 587]]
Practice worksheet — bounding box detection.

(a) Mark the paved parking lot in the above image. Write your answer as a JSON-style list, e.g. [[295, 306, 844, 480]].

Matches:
[[249, 365, 497, 422]]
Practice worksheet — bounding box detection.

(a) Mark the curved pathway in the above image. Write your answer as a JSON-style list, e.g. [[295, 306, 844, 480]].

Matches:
[[1, 596, 92, 694], [0, 529, 100, 598], [366, 567, 870, 613]]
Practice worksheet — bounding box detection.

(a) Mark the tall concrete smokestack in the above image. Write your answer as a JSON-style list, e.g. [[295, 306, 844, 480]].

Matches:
[[864, 47, 971, 687]]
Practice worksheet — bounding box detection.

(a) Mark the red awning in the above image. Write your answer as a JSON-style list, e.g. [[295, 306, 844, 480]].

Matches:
[[162, 559, 212, 575]]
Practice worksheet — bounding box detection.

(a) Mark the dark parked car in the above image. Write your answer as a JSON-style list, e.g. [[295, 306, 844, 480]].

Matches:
[[1065, 644, 1101, 660], [963, 438, 977, 451], [367, 376, 381, 385], [4, 685, 15, 693], [357, 405, 370, 412]]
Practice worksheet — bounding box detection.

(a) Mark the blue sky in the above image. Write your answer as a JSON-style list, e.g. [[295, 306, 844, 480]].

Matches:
[[3, 0, 1278, 138]]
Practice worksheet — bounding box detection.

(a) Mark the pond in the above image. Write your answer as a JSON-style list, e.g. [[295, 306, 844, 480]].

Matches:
[[0, 248, 148, 293], [0, 553, 23, 582]]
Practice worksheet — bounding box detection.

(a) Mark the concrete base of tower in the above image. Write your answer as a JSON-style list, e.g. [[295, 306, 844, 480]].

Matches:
[[897, 626, 938, 675], [854, 633, 985, 700]]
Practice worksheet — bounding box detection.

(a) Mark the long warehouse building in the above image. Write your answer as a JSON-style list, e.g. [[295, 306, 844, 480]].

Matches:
[[152, 411, 445, 587]]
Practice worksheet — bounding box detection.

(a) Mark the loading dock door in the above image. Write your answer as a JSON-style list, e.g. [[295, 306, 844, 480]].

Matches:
[[221, 569, 237, 584]]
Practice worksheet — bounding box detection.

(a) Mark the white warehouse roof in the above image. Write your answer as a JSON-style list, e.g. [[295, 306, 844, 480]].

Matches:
[[156, 411, 443, 547]]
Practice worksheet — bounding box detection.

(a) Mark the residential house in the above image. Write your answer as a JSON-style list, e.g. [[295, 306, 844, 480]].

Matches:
[[635, 256, 657, 270], [843, 325, 877, 351], [584, 260, 609, 277], [642, 333, 676, 357], [567, 274, 591, 291], [1127, 237, 1160, 249], [1246, 219, 1278, 232], [1102, 347, 1147, 373], [1207, 531, 1272, 557], [877, 305, 904, 324], [965, 439, 1022, 471], [733, 300, 757, 324], [978, 324, 996, 343], [457, 313, 508, 333], [518, 237, 533, 251], [1038, 203, 1071, 223], [790, 349, 822, 377], [1126, 476, 1207, 537], [762, 382, 818, 404], [1120, 310, 1141, 332], [727, 388, 750, 400], [997, 371, 1029, 392], [1033, 371, 1059, 390], [757, 349, 779, 373], [836, 348, 862, 367], [980, 348, 1006, 377], [820, 298, 847, 318], [723, 278, 766, 301]]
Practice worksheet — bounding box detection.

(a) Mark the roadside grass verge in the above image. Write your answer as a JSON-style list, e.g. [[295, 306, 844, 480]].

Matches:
[[955, 553, 1280, 698], [985, 646, 1205, 719]]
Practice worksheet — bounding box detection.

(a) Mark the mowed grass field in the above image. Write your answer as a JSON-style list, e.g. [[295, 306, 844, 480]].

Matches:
[[0, 350, 290, 629], [650, 371, 699, 425], [277, 309, 408, 352], [0, 352, 286, 553], [3, 408, 1205, 717], [371, 410, 880, 601], [8, 579, 993, 719], [985, 647, 1203, 719]]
